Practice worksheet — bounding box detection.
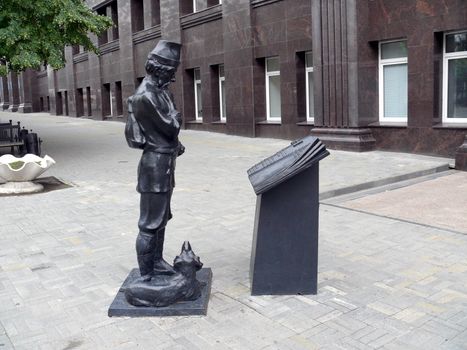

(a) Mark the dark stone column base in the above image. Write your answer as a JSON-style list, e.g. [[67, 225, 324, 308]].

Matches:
[[310, 128, 376, 152], [17, 103, 33, 113], [455, 135, 467, 171], [7, 104, 18, 112], [108, 268, 213, 317], [0, 103, 9, 110]]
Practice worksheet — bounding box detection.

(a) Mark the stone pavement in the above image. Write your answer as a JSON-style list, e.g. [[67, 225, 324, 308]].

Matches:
[[339, 171, 467, 235], [1, 111, 466, 350]]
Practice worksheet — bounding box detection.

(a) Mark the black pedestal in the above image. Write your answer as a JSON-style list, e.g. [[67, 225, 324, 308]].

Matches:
[[108, 268, 213, 317], [250, 165, 319, 295]]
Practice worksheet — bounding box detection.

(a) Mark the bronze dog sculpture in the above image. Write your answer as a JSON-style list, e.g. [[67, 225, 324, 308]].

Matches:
[[124, 241, 204, 307]]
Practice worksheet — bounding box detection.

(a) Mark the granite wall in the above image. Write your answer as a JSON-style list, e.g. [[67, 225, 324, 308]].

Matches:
[[1, 0, 466, 158]]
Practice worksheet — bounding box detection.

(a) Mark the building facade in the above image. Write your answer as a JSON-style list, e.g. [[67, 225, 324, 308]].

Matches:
[[1, 0, 467, 162]]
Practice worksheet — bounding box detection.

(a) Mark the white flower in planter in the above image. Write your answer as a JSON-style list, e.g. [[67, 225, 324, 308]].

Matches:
[[0, 154, 56, 184]]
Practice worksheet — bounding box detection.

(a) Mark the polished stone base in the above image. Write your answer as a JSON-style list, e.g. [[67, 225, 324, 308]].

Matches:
[[0, 181, 44, 194], [250, 165, 319, 295], [311, 128, 376, 152], [17, 103, 33, 113], [455, 135, 467, 171], [108, 268, 212, 317], [7, 104, 18, 113]]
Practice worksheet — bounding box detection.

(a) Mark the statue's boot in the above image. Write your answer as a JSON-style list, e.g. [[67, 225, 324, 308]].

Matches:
[[136, 231, 157, 281], [153, 229, 176, 275]]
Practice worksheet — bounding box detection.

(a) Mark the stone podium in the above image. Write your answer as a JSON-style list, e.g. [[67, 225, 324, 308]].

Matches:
[[247, 136, 329, 295]]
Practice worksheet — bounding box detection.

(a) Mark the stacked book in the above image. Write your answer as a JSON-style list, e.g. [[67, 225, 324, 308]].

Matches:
[[247, 135, 329, 195]]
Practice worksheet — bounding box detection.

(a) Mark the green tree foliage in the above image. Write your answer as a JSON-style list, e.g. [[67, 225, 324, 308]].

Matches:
[[0, 0, 112, 76]]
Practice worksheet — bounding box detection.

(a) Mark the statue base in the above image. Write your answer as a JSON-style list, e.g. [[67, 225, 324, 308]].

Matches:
[[108, 268, 213, 317]]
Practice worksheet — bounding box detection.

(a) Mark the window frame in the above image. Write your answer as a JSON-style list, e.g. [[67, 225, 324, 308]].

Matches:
[[219, 65, 226, 122], [442, 31, 467, 123], [305, 51, 314, 122], [265, 56, 281, 122], [194, 68, 202, 121], [378, 40, 408, 122]]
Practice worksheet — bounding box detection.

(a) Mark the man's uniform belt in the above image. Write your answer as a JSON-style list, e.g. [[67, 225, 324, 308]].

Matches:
[[144, 145, 178, 155]]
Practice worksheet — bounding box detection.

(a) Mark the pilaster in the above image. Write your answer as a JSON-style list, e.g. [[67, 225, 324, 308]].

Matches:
[[222, 0, 255, 137], [310, 0, 375, 151], [0, 76, 9, 110], [65, 47, 77, 117], [17, 70, 34, 113], [160, 0, 183, 124], [89, 33, 103, 119], [7, 72, 20, 112], [118, 0, 136, 119]]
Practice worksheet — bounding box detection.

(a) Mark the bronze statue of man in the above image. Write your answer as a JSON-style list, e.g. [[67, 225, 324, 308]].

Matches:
[[125, 40, 184, 281]]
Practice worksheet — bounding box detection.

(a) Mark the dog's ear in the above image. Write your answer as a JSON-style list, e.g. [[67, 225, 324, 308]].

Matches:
[[181, 241, 192, 252]]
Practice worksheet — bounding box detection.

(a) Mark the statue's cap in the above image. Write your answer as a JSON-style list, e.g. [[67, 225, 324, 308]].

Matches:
[[149, 40, 182, 68]]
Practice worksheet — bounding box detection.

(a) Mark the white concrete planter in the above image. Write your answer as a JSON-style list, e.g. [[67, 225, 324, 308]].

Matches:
[[0, 154, 56, 183]]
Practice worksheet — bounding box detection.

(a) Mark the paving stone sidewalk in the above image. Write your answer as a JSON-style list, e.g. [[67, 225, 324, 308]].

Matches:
[[0, 112, 466, 350]]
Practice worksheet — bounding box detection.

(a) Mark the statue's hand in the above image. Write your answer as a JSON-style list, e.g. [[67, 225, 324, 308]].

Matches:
[[172, 111, 182, 124], [177, 142, 185, 156], [175, 112, 182, 125]]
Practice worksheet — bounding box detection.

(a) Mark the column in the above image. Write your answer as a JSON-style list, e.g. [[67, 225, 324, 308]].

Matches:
[[47, 65, 58, 115], [160, 0, 183, 124], [17, 69, 34, 113], [222, 0, 255, 137], [310, 0, 375, 151], [0, 76, 10, 110], [160, 0, 181, 41], [88, 33, 103, 119], [118, 0, 136, 120], [64, 46, 78, 117], [7, 72, 20, 112]]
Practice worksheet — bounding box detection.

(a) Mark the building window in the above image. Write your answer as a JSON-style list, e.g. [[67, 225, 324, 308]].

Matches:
[[131, 0, 144, 32], [110, 1, 119, 40], [56, 92, 63, 115], [191, 0, 220, 12], [266, 57, 281, 121], [131, 0, 160, 31], [151, 0, 161, 26], [97, 1, 119, 45], [86, 87, 92, 116], [115, 81, 123, 116], [64, 91, 69, 116], [97, 6, 109, 45], [76, 88, 84, 117], [207, 0, 221, 6], [305, 51, 314, 122], [443, 31, 467, 122], [194, 68, 202, 121], [72, 45, 80, 55], [219, 64, 226, 121], [102, 83, 111, 117], [379, 40, 408, 122]]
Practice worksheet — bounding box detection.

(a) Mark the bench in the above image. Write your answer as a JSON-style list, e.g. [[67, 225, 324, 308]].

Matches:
[[0, 120, 24, 155]]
